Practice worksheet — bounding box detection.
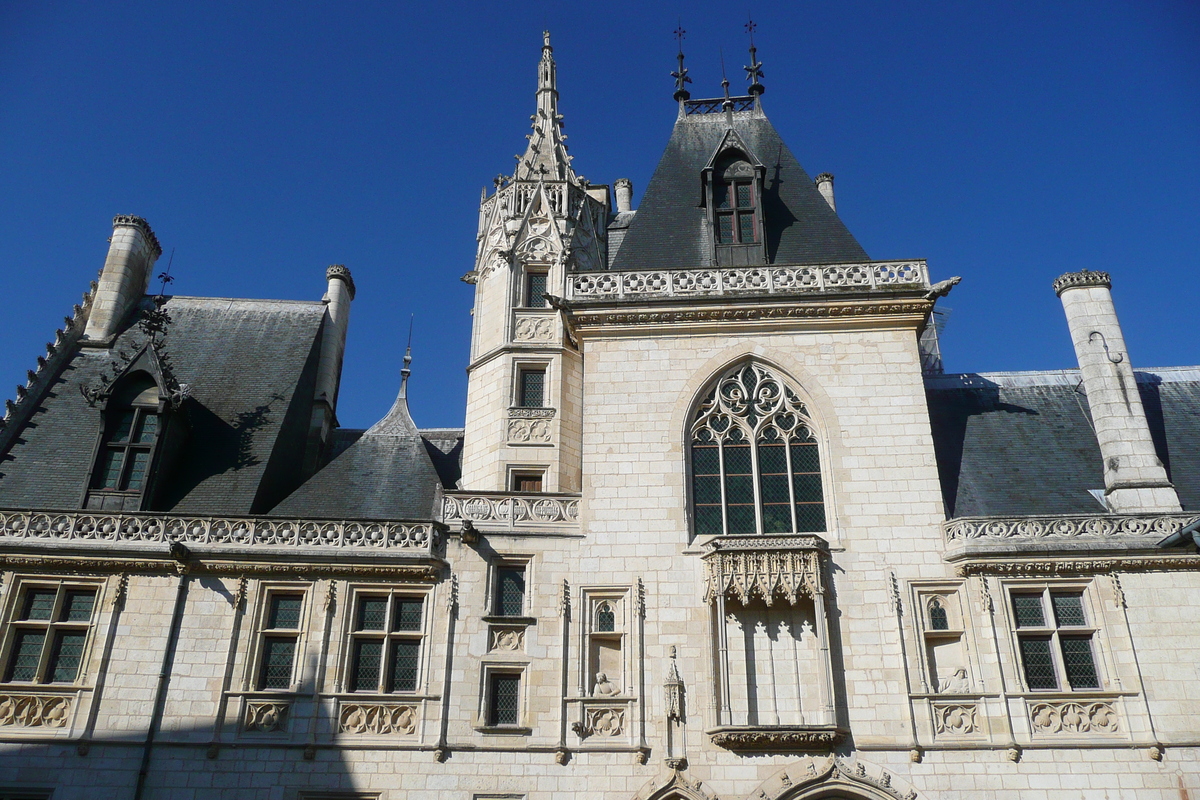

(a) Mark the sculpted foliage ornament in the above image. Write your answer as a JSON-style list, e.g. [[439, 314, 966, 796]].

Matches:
[[932, 702, 979, 735], [1029, 701, 1119, 735], [243, 701, 289, 733], [339, 703, 417, 736], [0, 694, 72, 728]]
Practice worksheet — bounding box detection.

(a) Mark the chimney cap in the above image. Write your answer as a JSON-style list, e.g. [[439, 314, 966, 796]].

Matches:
[[326, 264, 356, 300], [1053, 269, 1111, 297], [814, 172, 834, 184], [112, 215, 163, 259]]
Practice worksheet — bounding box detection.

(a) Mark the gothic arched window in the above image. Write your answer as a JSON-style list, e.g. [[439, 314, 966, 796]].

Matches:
[[690, 363, 826, 537]]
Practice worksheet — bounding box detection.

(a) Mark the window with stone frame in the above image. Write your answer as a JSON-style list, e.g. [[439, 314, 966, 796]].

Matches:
[[1009, 587, 1101, 691], [254, 590, 306, 691], [689, 362, 826, 537], [346, 591, 426, 694], [523, 269, 550, 308], [86, 374, 162, 510], [516, 367, 546, 408], [713, 160, 758, 245], [483, 668, 524, 728], [2, 581, 99, 685], [491, 564, 527, 618]]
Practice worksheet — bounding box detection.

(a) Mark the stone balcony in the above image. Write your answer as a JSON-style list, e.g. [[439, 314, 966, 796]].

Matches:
[[567, 260, 929, 304]]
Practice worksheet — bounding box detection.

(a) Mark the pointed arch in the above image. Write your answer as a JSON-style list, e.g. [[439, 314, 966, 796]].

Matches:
[[688, 360, 827, 537]]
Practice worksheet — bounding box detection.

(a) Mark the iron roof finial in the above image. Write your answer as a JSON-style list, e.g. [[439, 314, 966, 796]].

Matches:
[[744, 15, 765, 96], [400, 314, 413, 398], [671, 22, 692, 102]]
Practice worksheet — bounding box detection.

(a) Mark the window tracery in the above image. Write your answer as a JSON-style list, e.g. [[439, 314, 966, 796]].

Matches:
[[690, 362, 826, 537]]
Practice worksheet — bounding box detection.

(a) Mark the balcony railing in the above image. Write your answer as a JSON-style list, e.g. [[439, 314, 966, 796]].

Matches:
[[441, 492, 580, 531]]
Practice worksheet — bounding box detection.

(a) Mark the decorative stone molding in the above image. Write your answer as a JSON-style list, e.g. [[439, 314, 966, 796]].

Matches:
[[1028, 700, 1120, 735], [339, 703, 417, 736], [0, 553, 439, 581], [932, 702, 979, 736], [583, 707, 625, 737], [954, 555, 1200, 578], [0, 693, 72, 728], [571, 299, 933, 329], [507, 417, 553, 445], [442, 492, 580, 529], [508, 407, 556, 419], [325, 264, 356, 300], [569, 260, 927, 303], [0, 510, 437, 556], [489, 626, 525, 652], [707, 725, 845, 750], [746, 756, 921, 800], [514, 313, 555, 342], [702, 535, 827, 606], [242, 701, 289, 733], [944, 513, 1200, 542], [1053, 269, 1111, 296]]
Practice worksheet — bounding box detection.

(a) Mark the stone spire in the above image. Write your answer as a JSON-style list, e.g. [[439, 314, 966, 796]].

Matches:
[[514, 31, 575, 182]]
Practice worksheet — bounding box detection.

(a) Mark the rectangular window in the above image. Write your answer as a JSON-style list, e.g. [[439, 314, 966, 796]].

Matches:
[[1011, 588, 1100, 692], [691, 442, 723, 537], [92, 407, 159, 492], [518, 369, 545, 408], [347, 592, 425, 694], [524, 271, 549, 308], [3, 583, 97, 685], [493, 566, 526, 617], [486, 671, 521, 726], [510, 471, 544, 493], [256, 592, 304, 690]]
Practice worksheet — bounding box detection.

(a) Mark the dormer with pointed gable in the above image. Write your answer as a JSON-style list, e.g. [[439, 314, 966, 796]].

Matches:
[[461, 33, 604, 493]]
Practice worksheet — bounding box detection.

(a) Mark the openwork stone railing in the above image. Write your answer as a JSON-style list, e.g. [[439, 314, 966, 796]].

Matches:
[[0, 693, 73, 728], [441, 492, 580, 529], [0, 510, 437, 555], [702, 535, 828, 605], [568, 261, 928, 302], [944, 513, 1200, 543]]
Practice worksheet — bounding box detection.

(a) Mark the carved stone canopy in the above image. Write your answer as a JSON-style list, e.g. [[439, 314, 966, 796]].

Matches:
[[702, 535, 827, 606]]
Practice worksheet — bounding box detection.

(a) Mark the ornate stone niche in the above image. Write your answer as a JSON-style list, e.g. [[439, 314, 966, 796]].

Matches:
[[701, 535, 844, 749]]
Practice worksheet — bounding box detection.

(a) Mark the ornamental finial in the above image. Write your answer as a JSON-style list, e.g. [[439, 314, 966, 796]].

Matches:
[[672, 23, 692, 102], [744, 16, 765, 96]]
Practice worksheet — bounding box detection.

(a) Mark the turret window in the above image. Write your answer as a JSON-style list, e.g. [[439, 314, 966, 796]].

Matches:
[[689, 362, 826, 537], [518, 368, 546, 408], [523, 270, 549, 308], [714, 167, 757, 244]]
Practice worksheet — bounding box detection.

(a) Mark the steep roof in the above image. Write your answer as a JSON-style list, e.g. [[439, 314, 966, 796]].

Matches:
[[269, 380, 457, 520], [609, 104, 869, 271], [0, 296, 327, 515], [926, 368, 1200, 517]]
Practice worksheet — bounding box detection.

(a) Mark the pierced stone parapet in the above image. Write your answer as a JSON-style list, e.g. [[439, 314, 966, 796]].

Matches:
[[1053, 269, 1111, 296], [1028, 699, 1120, 735], [568, 260, 928, 302], [702, 535, 828, 606], [441, 492, 580, 531], [242, 700, 290, 733], [0, 693, 73, 728], [0, 510, 438, 557], [339, 702, 417, 736], [944, 513, 1200, 543]]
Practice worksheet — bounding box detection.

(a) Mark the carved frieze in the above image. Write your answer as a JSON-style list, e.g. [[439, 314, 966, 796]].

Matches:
[[702, 535, 827, 606], [514, 314, 555, 342], [339, 703, 417, 736], [242, 701, 289, 733], [0, 694, 72, 728], [442, 493, 579, 529], [708, 726, 845, 750], [584, 707, 625, 737], [932, 702, 978, 736], [489, 626, 525, 653], [1028, 700, 1120, 735], [571, 300, 933, 329], [507, 417, 553, 445], [1053, 270, 1111, 296], [954, 555, 1200, 578], [945, 513, 1200, 542]]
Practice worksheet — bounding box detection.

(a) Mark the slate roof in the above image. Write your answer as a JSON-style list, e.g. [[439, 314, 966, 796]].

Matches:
[[269, 385, 459, 520], [608, 103, 869, 272], [0, 296, 327, 515], [926, 368, 1200, 517]]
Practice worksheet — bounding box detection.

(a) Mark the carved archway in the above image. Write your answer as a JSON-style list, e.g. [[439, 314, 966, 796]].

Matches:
[[633, 770, 721, 800], [745, 756, 920, 800]]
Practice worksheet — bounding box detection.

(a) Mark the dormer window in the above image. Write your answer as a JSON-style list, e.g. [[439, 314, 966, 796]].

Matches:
[[85, 374, 164, 511], [704, 149, 766, 266]]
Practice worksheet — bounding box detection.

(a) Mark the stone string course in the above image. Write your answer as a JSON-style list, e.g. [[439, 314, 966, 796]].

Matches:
[[943, 513, 1200, 542]]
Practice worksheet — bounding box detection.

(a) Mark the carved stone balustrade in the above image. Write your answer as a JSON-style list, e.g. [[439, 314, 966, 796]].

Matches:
[[441, 492, 581, 535], [702, 535, 828, 606], [568, 260, 928, 304], [0, 510, 441, 571], [943, 513, 1200, 573]]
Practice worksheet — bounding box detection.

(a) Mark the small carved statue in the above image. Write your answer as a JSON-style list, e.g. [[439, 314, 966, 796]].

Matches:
[[938, 667, 970, 694], [593, 672, 620, 697]]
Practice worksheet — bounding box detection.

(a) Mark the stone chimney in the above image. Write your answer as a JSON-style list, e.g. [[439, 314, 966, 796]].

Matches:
[[304, 265, 355, 474], [815, 173, 836, 212], [83, 215, 163, 342], [1054, 270, 1180, 513], [614, 178, 634, 213]]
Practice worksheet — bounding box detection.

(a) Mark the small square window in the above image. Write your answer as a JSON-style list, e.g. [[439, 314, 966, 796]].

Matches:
[[510, 471, 543, 493], [1009, 587, 1102, 693], [517, 369, 545, 408]]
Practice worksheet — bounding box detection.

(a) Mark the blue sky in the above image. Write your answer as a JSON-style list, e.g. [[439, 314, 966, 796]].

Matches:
[[2, 1, 1197, 430]]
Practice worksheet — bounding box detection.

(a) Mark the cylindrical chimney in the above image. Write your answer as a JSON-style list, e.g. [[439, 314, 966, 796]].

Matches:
[[314, 264, 355, 410], [1054, 270, 1180, 513], [815, 173, 836, 212], [83, 215, 162, 342], [614, 178, 633, 213]]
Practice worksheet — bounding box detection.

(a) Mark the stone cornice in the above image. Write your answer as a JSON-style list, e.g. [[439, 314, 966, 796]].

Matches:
[[953, 554, 1200, 578], [0, 553, 441, 581], [1053, 270, 1111, 296], [570, 298, 933, 332]]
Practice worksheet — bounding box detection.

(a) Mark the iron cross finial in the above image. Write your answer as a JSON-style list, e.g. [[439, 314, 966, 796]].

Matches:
[[744, 16, 765, 96], [671, 22, 692, 101]]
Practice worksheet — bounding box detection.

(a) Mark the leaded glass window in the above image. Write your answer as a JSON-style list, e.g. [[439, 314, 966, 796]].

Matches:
[[713, 158, 757, 244], [928, 598, 949, 631], [518, 368, 546, 408], [257, 592, 304, 690], [493, 567, 526, 617], [524, 271, 549, 308], [487, 671, 522, 727], [3, 584, 97, 684], [1011, 588, 1101, 692], [87, 375, 163, 510], [347, 592, 425, 694], [689, 363, 826, 537]]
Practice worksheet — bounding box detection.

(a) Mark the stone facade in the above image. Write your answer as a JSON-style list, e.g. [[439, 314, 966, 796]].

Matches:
[[0, 31, 1198, 800]]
